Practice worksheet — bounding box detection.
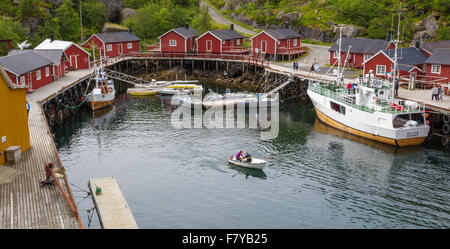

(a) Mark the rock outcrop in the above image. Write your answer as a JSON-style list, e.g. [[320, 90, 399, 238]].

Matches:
[[410, 14, 439, 45], [102, 0, 124, 23], [121, 8, 136, 22]]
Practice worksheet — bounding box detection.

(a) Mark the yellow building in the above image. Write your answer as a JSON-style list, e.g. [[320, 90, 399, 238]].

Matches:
[[0, 65, 30, 164]]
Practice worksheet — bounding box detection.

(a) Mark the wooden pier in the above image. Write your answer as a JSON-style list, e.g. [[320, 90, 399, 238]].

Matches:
[[88, 177, 138, 229]]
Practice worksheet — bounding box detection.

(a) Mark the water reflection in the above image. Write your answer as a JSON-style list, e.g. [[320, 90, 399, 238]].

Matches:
[[228, 164, 268, 179]]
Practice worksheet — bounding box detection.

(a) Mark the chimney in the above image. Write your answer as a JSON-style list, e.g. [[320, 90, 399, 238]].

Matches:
[[50, 33, 54, 42], [185, 23, 189, 29], [415, 41, 420, 49], [230, 24, 234, 30], [285, 22, 289, 29]]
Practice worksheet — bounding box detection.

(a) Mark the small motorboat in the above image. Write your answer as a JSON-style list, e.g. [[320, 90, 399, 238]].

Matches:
[[127, 88, 159, 96], [227, 156, 266, 170]]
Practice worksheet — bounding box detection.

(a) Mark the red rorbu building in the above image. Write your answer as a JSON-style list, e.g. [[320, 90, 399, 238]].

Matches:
[[196, 25, 247, 54], [362, 47, 428, 80], [250, 27, 304, 61], [0, 50, 53, 92], [82, 31, 140, 58], [159, 25, 199, 53], [423, 48, 450, 84], [329, 38, 395, 68]]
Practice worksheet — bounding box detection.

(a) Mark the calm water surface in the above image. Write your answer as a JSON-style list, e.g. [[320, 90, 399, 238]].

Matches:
[[54, 83, 450, 229]]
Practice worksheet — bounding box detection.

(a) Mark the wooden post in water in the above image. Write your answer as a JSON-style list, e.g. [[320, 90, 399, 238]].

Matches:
[[216, 60, 218, 72], [156, 59, 159, 69], [145, 60, 148, 73], [203, 60, 206, 71], [192, 59, 194, 71]]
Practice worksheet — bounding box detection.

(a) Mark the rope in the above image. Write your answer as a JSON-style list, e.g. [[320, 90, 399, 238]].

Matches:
[[58, 93, 91, 109], [69, 182, 91, 194]]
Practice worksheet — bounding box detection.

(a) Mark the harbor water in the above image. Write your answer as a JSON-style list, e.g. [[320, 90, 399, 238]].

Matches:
[[53, 82, 450, 229]]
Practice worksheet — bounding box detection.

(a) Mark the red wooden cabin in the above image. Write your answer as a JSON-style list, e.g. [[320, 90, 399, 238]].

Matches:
[[329, 38, 394, 68], [35, 38, 90, 72], [250, 27, 304, 61], [0, 50, 53, 92], [82, 31, 140, 58], [196, 25, 247, 54], [159, 24, 199, 53], [423, 48, 450, 85]]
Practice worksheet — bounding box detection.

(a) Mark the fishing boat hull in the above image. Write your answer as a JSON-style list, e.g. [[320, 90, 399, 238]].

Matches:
[[127, 88, 159, 96], [308, 89, 429, 147], [228, 156, 266, 169], [86, 92, 115, 111]]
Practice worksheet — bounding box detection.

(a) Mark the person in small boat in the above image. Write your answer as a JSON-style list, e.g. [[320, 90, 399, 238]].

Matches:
[[244, 152, 252, 162], [236, 150, 244, 161]]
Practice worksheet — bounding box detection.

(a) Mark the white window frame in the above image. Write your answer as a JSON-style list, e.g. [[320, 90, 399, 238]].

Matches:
[[107, 44, 112, 51], [20, 76, 25, 86], [206, 40, 212, 51], [376, 65, 386, 75], [364, 54, 371, 61], [169, 40, 177, 47], [127, 42, 132, 49], [236, 39, 240, 46], [45, 67, 50, 77], [431, 64, 441, 74], [36, 69, 41, 81], [333, 51, 339, 58], [293, 39, 297, 46]]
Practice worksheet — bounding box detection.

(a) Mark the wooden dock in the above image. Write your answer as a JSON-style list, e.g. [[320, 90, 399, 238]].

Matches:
[[88, 177, 138, 229]]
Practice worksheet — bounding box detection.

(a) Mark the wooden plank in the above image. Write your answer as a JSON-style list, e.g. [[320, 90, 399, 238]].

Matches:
[[89, 177, 138, 229]]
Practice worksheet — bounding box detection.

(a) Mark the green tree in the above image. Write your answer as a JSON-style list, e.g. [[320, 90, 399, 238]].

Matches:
[[82, 0, 108, 34], [0, 17, 29, 55], [190, 6, 216, 34], [54, 0, 80, 42], [31, 13, 61, 46]]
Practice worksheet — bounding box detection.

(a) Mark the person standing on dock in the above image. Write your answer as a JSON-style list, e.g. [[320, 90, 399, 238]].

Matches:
[[432, 85, 439, 100], [438, 85, 443, 101], [394, 78, 399, 97]]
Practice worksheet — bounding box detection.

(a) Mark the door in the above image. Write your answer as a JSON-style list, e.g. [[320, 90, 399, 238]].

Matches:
[[70, 55, 77, 69], [118, 44, 123, 55], [261, 41, 267, 53], [206, 40, 212, 52]]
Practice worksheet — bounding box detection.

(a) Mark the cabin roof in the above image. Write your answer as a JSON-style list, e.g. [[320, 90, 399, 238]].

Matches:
[[424, 48, 450, 65], [35, 39, 90, 56], [264, 29, 301, 40], [95, 31, 140, 43], [208, 29, 244, 40], [34, 49, 68, 65], [0, 50, 52, 76], [172, 27, 199, 39], [382, 47, 428, 66], [329, 38, 390, 53], [421, 40, 450, 54]]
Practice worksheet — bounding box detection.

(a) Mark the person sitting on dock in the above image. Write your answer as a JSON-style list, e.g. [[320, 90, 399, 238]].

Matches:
[[40, 162, 55, 187], [236, 150, 244, 161], [244, 152, 252, 162]]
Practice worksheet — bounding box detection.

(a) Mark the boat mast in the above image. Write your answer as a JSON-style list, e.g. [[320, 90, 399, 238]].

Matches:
[[338, 26, 342, 80], [391, 4, 401, 104], [92, 46, 98, 88]]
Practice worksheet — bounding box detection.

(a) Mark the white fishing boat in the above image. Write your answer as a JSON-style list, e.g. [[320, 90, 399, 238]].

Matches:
[[203, 89, 278, 109], [227, 156, 266, 170], [86, 48, 115, 111], [307, 21, 429, 147]]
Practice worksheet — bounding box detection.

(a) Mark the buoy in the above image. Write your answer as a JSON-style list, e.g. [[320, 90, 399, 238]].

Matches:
[[443, 114, 450, 124], [81, 96, 84, 101], [442, 123, 450, 135], [95, 186, 102, 195], [441, 136, 448, 146]]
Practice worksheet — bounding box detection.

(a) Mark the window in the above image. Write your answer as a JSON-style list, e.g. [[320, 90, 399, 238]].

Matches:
[[20, 76, 25, 86], [293, 39, 297, 46], [169, 40, 177, 46], [127, 42, 132, 49], [107, 44, 112, 51], [364, 54, 371, 61], [330, 101, 346, 115], [376, 65, 386, 75], [333, 51, 338, 58], [45, 67, 49, 77], [431, 64, 441, 74], [236, 39, 240, 46], [36, 70, 41, 80]]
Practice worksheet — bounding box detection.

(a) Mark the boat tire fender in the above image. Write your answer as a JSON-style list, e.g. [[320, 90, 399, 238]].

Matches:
[[441, 135, 448, 146], [443, 114, 450, 124], [443, 123, 450, 135]]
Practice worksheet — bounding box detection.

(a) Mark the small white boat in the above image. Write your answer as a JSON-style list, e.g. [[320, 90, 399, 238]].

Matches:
[[160, 84, 203, 95], [227, 156, 266, 170]]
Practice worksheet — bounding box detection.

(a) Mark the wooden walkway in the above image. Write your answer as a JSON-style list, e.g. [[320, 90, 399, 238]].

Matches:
[[88, 177, 138, 229], [0, 69, 93, 229]]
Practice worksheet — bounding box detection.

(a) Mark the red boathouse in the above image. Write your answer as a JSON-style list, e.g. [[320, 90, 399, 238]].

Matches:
[[250, 27, 304, 61], [82, 31, 141, 58], [196, 25, 247, 54], [159, 24, 199, 53]]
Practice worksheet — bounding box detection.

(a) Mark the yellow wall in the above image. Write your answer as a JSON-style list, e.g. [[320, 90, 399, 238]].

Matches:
[[0, 66, 30, 164]]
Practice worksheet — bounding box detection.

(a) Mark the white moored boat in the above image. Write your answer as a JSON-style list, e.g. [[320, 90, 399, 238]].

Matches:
[[86, 49, 115, 111], [307, 24, 429, 147], [227, 156, 266, 170]]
